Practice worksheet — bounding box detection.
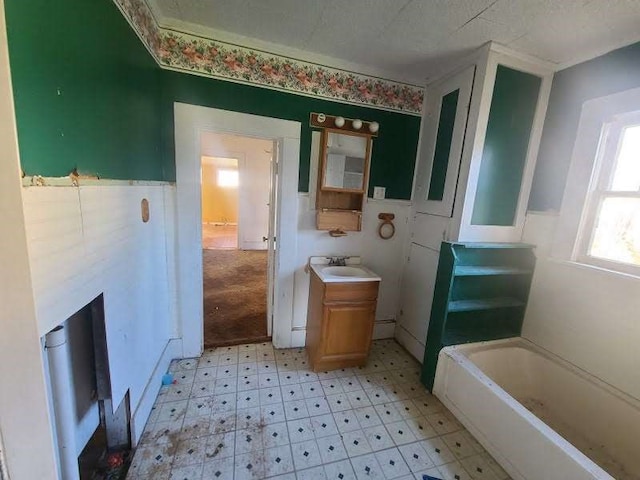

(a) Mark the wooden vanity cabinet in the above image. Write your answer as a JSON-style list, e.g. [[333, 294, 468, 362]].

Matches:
[[306, 270, 379, 371]]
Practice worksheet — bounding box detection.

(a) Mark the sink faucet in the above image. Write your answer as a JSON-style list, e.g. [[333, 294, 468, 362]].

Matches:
[[327, 256, 348, 266]]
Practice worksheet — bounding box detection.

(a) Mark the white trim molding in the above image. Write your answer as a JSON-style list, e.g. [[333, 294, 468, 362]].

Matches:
[[174, 104, 300, 354], [553, 86, 640, 276]]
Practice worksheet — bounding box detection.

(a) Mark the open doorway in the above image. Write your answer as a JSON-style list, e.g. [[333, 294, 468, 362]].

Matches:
[[174, 104, 300, 355], [200, 132, 274, 347], [201, 156, 239, 249]]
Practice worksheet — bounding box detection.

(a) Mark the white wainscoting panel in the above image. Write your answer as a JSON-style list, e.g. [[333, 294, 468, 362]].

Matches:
[[22, 185, 175, 440], [292, 195, 410, 342]]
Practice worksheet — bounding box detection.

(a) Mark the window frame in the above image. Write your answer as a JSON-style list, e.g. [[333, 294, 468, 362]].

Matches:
[[216, 168, 239, 188], [575, 111, 640, 275], [553, 87, 640, 278]]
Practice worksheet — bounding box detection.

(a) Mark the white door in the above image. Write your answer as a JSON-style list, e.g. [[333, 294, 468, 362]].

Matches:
[[238, 147, 271, 250], [414, 66, 475, 217], [397, 242, 440, 352]]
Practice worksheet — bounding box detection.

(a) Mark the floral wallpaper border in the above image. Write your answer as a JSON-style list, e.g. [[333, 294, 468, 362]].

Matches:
[[114, 0, 424, 115]]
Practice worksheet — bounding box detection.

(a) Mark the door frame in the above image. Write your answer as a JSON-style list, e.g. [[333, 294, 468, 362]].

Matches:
[[174, 104, 300, 356], [265, 140, 277, 337]]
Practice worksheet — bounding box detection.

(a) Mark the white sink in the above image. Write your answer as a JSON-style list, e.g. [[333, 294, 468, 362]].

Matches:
[[323, 266, 369, 277], [310, 263, 381, 283]]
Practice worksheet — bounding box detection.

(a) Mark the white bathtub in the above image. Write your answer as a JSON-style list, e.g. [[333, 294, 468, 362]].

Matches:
[[433, 337, 640, 480]]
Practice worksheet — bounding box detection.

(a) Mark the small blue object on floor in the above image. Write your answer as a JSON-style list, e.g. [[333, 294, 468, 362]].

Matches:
[[423, 476, 442, 480], [161, 373, 173, 385]]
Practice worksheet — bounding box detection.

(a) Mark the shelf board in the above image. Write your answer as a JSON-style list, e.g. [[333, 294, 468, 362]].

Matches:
[[452, 242, 536, 249], [442, 331, 518, 346], [454, 266, 532, 276], [448, 297, 525, 312]]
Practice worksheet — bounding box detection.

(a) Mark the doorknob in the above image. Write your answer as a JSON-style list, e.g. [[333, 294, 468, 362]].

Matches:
[[263, 236, 276, 242]]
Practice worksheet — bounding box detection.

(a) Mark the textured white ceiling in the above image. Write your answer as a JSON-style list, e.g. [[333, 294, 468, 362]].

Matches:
[[149, 0, 640, 83]]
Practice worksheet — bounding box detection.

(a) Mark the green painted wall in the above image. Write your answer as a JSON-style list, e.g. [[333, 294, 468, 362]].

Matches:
[[5, 0, 421, 198], [5, 0, 163, 180], [529, 41, 640, 211], [472, 66, 541, 225], [161, 71, 421, 198]]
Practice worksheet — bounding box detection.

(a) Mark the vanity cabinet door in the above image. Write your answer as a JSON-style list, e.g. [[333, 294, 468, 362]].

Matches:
[[321, 302, 376, 361], [414, 66, 474, 217], [306, 273, 379, 371]]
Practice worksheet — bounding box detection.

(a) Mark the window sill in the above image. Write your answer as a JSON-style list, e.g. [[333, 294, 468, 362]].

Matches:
[[548, 257, 640, 282]]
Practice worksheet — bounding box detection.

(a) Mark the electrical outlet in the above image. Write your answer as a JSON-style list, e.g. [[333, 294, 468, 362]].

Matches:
[[373, 186, 386, 199]]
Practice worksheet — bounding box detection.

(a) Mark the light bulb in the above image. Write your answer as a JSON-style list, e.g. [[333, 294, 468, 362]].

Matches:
[[317, 113, 326, 123], [334, 116, 345, 128], [352, 119, 362, 130], [368, 121, 379, 133]]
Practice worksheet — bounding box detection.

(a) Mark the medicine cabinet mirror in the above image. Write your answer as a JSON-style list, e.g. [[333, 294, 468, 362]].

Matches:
[[321, 131, 370, 192], [310, 112, 378, 235]]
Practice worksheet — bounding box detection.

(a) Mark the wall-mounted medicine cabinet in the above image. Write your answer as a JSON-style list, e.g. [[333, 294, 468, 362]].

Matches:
[[311, 113, 376, 233], [321, 132, 369, 191], [317, 129, 371, 232]]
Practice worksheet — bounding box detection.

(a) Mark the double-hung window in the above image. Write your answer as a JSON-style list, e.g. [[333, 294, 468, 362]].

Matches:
[[576, 111, 640, 274]]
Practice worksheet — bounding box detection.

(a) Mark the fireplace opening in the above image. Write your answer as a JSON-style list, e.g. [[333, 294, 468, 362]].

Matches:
[[45, 294, 132, 480], [77, 391, 132, 480]]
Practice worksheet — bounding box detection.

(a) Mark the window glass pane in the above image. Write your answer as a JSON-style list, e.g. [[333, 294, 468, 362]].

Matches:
[[589, 197, 640, 266], [611, 124, 640, 191], [217, 169, 238, 187]]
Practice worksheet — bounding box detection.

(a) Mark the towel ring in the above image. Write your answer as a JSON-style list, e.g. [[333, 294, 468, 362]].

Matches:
[[377, 213, 395, 240]]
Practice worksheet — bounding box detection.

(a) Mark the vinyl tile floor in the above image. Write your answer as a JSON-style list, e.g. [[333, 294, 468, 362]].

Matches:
[[126, 340, 512, 480]]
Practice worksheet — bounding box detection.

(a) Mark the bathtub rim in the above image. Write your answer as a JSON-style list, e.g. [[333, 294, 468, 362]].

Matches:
[[441, 336, 640, 410], [433, 336, 638, 480]]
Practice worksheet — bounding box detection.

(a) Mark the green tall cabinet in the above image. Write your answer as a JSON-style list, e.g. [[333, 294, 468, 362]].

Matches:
[[421, 242, 536, 391], [396, 44, 552, 379]]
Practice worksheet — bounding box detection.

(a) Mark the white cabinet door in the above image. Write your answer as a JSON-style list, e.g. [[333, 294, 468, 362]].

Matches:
[[411, 213, 450, 251], [397, 242, 440, 347], [414, 66, 475, 217]]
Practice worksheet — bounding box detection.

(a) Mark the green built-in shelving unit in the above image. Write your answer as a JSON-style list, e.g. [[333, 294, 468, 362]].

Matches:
[[421, 242, 536, 391]]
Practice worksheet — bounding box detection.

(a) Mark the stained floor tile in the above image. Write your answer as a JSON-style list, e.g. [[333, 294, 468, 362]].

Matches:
[[126, 340, 511, 480]]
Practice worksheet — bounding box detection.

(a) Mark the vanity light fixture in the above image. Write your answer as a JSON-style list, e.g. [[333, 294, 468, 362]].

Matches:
[[309, 113, 379, 137]]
